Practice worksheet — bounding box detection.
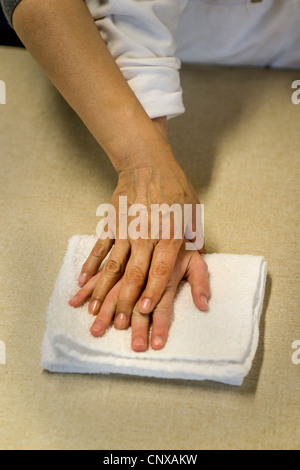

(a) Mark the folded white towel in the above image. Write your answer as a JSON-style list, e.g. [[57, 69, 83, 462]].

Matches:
[[41, 235, 267, 386]]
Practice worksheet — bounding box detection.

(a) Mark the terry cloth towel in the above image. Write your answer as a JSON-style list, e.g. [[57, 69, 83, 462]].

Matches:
[[41, 235, 267, 386]]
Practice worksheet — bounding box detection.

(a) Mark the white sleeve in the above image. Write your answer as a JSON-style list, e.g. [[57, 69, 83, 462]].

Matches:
[[85, 0, 188, 120]]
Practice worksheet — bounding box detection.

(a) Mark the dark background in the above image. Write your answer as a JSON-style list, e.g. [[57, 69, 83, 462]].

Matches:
[[0, 4, 24, 47]]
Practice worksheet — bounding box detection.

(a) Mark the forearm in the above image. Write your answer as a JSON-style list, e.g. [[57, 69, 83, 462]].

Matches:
[[12, 0, 170, 171]]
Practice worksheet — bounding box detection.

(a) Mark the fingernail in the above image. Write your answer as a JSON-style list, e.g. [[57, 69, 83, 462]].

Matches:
[[115, 312, 127, 329], [91, 321, 105, 336], [78, 272, 88, 287], [152, 336, 164, 349], [139, 298, 151, 313], [89, 299, 100, 315], [132, 336, 146, 352], [201, 295, 209, 311]]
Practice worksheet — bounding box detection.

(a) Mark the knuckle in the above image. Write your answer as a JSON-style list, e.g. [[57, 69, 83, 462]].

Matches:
[[162, 282, 175, 295], [125, 265, 145, 285], [154, 305, 171, 318], [131, 308, 144, 321], [131, 307, 140, 319], [91, 242, 106, 260], [151, 261, 170, 278], [104, 258, 122, 276], [91, 294, 102, 303]]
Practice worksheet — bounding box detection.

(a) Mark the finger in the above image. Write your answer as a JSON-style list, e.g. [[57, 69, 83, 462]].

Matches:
[[114, 240, 153, 330], [138, 239, 181, 314], [186, 252, 211, 311], [90, 279, 122, 337], [131, 304, 151, 352], [150, 282, 178, 350], [78, 237, 114, 287], [88, 239, 130, 316], [69, 271, 101, 307]]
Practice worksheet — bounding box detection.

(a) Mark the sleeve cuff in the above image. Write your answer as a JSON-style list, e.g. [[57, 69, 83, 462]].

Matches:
[[120, 61, 185, 120]]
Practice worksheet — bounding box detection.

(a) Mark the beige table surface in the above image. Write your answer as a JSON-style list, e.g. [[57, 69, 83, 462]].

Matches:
[[0, 46, 299, 450]]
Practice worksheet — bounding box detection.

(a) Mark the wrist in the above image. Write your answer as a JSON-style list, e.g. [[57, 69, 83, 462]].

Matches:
[[108, 112, 174, 173], [152, 116, 168, 142]]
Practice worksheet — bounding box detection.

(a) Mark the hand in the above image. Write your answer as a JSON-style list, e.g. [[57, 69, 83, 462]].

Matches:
[[70, 239, 210, 351], [71, 136, 205, 332]]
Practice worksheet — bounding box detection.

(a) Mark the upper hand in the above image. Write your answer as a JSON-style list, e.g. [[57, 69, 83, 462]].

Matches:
[[70, 143, 205, 332]]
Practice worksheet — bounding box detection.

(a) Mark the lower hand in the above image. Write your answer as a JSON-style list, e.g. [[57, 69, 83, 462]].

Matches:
[[70, 239, 210, 351]]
